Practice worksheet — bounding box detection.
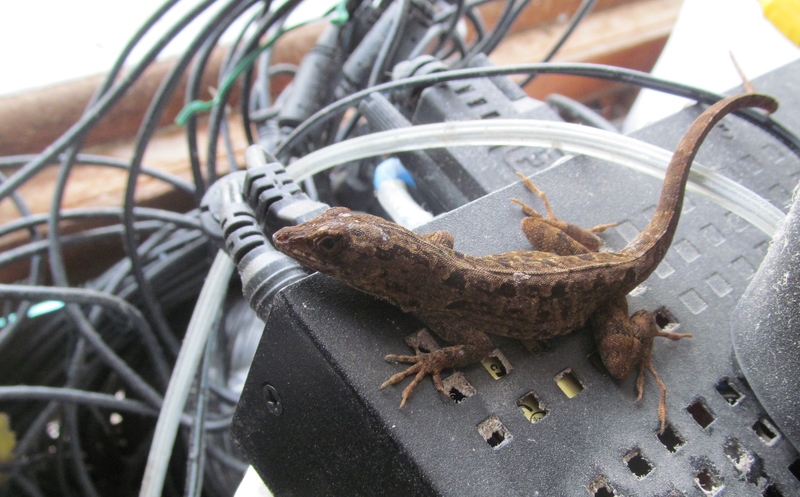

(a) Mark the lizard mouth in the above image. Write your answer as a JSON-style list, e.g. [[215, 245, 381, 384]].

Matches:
[[272, 228, 321, 267]]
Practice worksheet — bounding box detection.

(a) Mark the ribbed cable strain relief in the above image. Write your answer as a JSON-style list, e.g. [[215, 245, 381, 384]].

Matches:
[[243, 145, 302, 229], [237, 244, 308, 322]]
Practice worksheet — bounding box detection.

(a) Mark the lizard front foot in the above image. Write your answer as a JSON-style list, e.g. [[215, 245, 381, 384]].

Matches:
[[381, 348, 466, 407]]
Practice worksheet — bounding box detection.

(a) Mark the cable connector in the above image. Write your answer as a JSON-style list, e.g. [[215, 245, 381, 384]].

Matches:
[[200, 172, 309, 321], [242, 145, 328, 236]]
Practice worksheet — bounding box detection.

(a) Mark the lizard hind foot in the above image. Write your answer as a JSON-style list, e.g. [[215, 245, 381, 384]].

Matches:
[[381, 352, 449, 407]]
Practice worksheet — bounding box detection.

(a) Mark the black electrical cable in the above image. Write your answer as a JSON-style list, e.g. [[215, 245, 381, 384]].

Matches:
[[0, 172, 45, 371], [29, 7, 229, 429], [430, 0, 466, 55], [409, 23, 448, 60], [121, 0, 254, 362], [205, 442, 249, 473], [368, 0, 411, 87], [460, 0, 516, 64], [184, 0, 263, 199], [519, 0, 598, 87], [0, 154, 195, 194], [477, 0, 534, 58], [234, 4, 275, 147], [546, 93, 618, 132], [275, 62, 800, 161], [463, 3, 487, 43], [204, 0, 306, 184], [249, 65, 297, 122], [0, 221, 165, 270], [0, 388, 236, 429], [544, 0, 597, 62], [7, 472, 45, 497], [44, 3, 188, 378], [0, 284, 172, 388], [184, 332, 214, 497], [55, 339, 99, 497], [0, 207, 200, 241]]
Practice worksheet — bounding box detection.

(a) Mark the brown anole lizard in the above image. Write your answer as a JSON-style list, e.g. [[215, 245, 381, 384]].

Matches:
[[273, 93, 778, 431]]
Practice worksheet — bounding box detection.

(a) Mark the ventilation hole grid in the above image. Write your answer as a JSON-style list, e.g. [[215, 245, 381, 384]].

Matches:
[[516, 392, 547, 424], [789, 458, 800, 481], [477, 415, 511, 449], [554, 368, 584, 399], [752, 417, 780, 446], [657, 423, 686, 453], [481, 349, 513, 379], [687, 399, 716, 429], [442, 372, 475, 404], [654, 307, 680, 331], [715, 378, 744, 405], [588, 478, 616, 497], [723, 439, 766, 485], [694, 467, 724, 496], [623, 449, 653, 479]]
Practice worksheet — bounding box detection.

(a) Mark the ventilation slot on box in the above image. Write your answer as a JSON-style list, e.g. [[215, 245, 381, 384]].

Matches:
[[477, 415, 511, 450]]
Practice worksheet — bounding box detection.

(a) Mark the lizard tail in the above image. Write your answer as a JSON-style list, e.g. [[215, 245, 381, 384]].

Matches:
[[623, 93, 778, 271]]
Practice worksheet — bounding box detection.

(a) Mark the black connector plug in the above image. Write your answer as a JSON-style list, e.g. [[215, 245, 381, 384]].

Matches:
[[200, 171, 310, 321], [242, 145, 329, 236], [277, 25, 344, 130]]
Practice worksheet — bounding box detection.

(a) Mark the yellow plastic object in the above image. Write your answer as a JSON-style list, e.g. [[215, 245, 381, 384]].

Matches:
[[0, 413, 16, 481], [761, 0, 800, 45], [555, 369, 584, 399]]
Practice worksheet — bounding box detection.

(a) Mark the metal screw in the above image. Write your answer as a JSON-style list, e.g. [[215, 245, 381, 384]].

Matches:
[[262, 382, 283, 416]]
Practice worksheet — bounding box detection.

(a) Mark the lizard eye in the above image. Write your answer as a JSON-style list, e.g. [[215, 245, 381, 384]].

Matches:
[[315, 235, 343, 254]]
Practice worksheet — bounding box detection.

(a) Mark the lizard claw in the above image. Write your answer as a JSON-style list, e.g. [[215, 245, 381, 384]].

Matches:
[[381, 352, 449, 407]]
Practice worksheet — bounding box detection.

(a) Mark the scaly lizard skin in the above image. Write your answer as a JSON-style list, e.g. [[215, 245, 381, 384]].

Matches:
[[273, 94, 778, 431]]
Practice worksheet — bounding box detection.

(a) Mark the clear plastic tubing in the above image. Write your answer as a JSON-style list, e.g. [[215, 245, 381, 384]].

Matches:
[[286, 119, 785, 236]]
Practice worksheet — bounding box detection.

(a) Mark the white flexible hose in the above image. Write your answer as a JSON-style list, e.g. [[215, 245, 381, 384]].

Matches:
[[286, 119, 785, 236], [139, 250, 234, 497]]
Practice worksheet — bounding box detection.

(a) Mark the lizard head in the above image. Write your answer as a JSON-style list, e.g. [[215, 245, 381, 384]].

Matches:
[[272, 207, 408, 288]]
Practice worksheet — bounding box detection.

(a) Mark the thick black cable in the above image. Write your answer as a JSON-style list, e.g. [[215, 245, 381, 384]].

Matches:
[[275, 62, 800, 160], [0, 0, 218, 203]]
